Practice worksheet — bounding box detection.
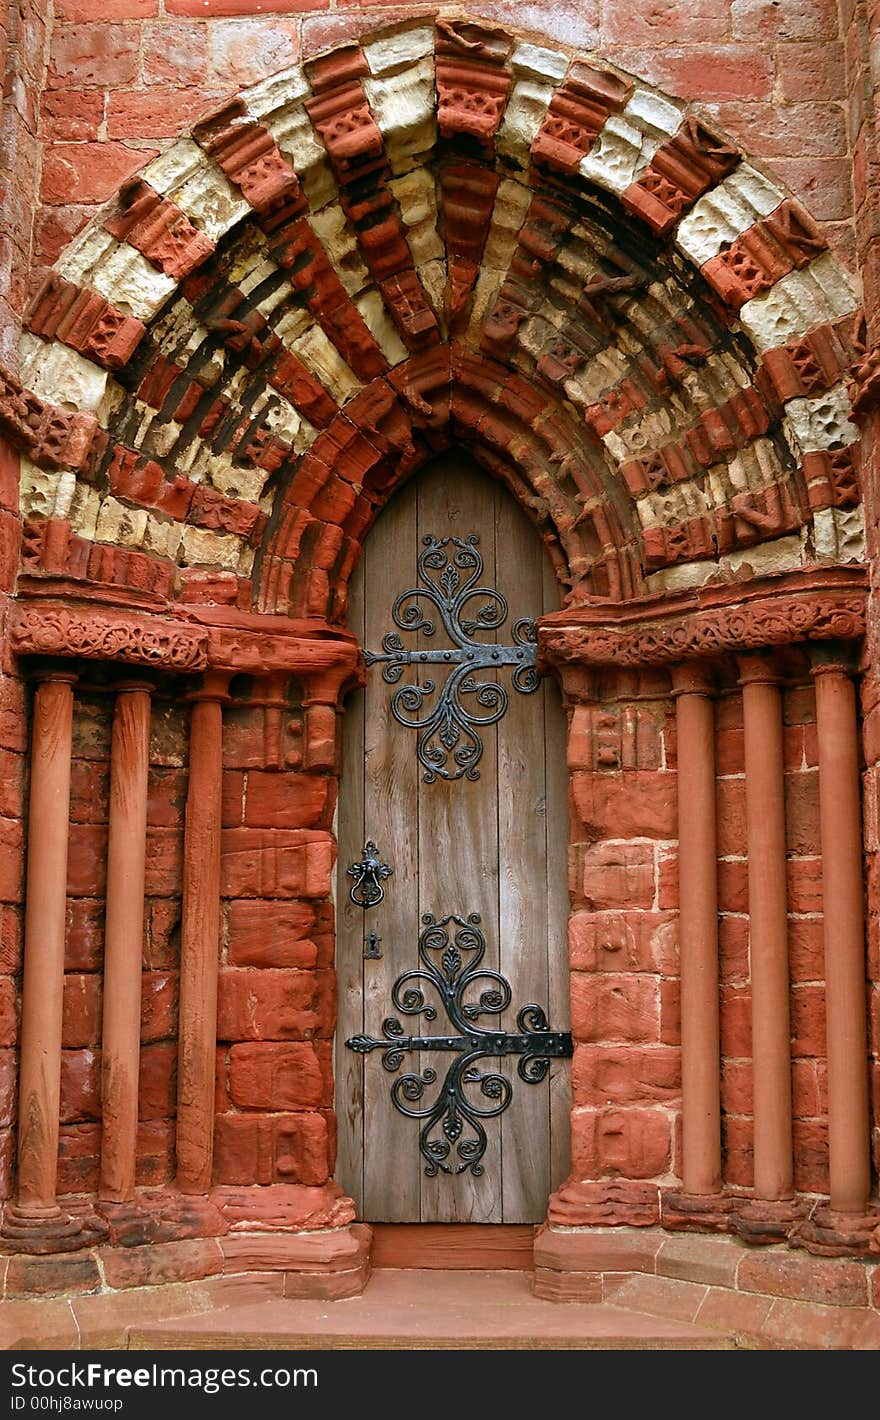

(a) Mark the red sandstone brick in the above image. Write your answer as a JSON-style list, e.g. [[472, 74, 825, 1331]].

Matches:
[[207, 18, 300, 89], [0, 818, 23, 903], [6, 1253, 101, 1299], [0, 678, 26, 754], [792, 1117, 829, 1192], [720, 1059, 751, 1115], [217, 968, 335, 1042], [717, 859, 748, 914], [720, 985, 751, 1057], [138, 1041, 176, 1118], [772, 158, 855, 224], [716, 778, 745, 858], [739, 1249, 866, 1307], [144, 828, 184, 895], [572, 1044, 680, 1107], [601, 0, 731, 45], [41, 88, 104, 142], [784, 772, 821, 854], [572, 841, 655, 910], [213, 1110, 330, 1187], [56, 1, 157, 17], [226, 899, 319, 969], [147, 768, 187, 828], [570, 772, 676, 841], [789, 985, 826, 1059], [99, 1238, 222, 1290], [606, 45, 772, 102], [106, 89, 221, 140], [143, 20, 209, 85], [42, 143, 156, 205], [0, 1049, 16, 1127], [243, 771, 332, 829], [65, 899, 103, 970], [731, 0, 839, 41], [221, 828, 334, 899], [695, 1286, 773, 1339], [792, 1058, 826, 1117], [58, 1123, 101, 1193], [49, 24, 140, 88], [761, 1296, 866, 1348], [789, 918, 825, 981], [0, 749, 24, 821], [69, 758, 110, 824], [570, 974, 660, 1043], [228, 1042, 325, 1110], [60, 1048, 101, 1122], [571, 1106, 672, 1179], [141, 971, 178, 1042], [170, 0, 318, 12], [62, 973, 102, 1048], [659, 978, 680, 1046], [710, 102, 847, 159], [0, 906, 21, 975], [0, 1129, 13, 1199], [718, 915, 749, 985], [720, 1114, 753, 1187], [567, 910, 678, 974]]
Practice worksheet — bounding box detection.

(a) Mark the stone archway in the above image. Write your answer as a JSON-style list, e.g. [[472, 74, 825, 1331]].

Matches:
[[0, 13, 877, 1305]]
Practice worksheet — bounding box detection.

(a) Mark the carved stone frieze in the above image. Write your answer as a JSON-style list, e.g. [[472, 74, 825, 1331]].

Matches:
[[8, 604, 209, 670], [538, 568, 867, 669]]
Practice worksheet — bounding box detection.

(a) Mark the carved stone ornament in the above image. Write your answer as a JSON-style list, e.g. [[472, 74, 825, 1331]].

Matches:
[[538, 569, 867, 670], [9, 604, 209, 671]]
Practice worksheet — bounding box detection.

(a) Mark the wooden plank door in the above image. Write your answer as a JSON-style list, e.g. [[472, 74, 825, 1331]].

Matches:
[[335, 452, 569, 1223]]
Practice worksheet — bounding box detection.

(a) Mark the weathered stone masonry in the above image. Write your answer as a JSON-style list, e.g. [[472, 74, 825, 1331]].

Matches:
[[0, 4, 879, 1343]]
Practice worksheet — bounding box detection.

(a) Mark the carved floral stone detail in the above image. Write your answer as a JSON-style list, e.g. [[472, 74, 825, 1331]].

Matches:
[[9, 605, 209, 670]]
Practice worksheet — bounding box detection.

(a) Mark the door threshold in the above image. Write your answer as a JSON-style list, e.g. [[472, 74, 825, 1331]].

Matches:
[[369, 1224, 535, 1271]]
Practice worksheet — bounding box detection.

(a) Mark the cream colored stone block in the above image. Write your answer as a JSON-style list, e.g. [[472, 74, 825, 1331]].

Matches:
[[564, 348, 630, 406], [391, 169, 444, 265], [180, 525, 246, 569], [497, 76, 556, 164], [172, 161, 251, 242], [783, 383, 859, 452], [623, 89, 683, 140], [364, 25, 434, 75], [811, 503, 864, 562], [143, 514, 184, 560], [267, 105, 337, 210], [95, 496, 149, 549], [208, 460, 271, 503], [419, 259, 447, 318], [722, 533, 804, 577], [355, 289, 408, 365], [580, 114, 656, 195], [68, 483, 101, 540], [88, 243, 177, 321], [309, 207, 370, 296], [19, 459, 66, 519], [290, 325, 360, 403], [273, 306, 313, 347], [363, 57, 436, 168], [237, 252, 277, 298], [739, 254, 860, 351], [56, 228, 117, 285], [676, 164, 786, 266], [510, 41, 569, 82], [244, 65, 310, 120], [645, 559, 717, 593], [20, 336, 108, 413], [143, 139, 208, 197]]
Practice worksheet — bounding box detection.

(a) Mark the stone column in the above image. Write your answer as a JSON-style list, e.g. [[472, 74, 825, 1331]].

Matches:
[[176, 676, 227, 1195], [2, 673, 85, 1249], [735, 656, 804, 1242], [663, 662, 730, 1230], [99, 684, 152, 1204], [795, 649, 876, 1252]]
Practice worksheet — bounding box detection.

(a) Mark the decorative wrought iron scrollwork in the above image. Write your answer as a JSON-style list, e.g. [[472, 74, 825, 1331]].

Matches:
[[363, 533, 539, 783], [346, 912, 572, 1177], [347, 840, 393, 908]]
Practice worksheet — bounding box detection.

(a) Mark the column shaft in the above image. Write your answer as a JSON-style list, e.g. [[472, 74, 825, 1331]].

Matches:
[[99, 688, 151, 1203], [814, 663, 871, 1214], [674, 667, 722, 1196], [741, 662, 794, 1202], [16, 677, 76, 1215], [176, 693, 223, 1195]]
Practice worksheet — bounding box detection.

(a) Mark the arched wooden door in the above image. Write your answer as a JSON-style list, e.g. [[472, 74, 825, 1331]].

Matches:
[[335, 452, 570, 1223]]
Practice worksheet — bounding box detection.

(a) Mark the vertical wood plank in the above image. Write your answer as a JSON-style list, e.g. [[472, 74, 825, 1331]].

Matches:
[[418, 456, 502, 1223], [335, 548, 366, 1214], [496, 493, 550, 1222], [542, 555, 572, 1197], [362, 489, 423, 1222]]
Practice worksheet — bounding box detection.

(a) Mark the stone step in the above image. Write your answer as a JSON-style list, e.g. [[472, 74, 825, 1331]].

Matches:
[[129, 1268, 741, 1350]]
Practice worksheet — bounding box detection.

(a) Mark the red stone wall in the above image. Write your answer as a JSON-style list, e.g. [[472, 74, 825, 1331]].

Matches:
[[566, 661, 832, 1200]]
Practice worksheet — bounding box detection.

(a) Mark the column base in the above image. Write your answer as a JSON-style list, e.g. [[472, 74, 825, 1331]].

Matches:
[[532, 1221, 660, 1302], [730, 1197, 809, 1245], [219, 1222, 372, 1300], [0, 1203, 105, 1255], [96, 1191, 228, 1247], [660, 1190, 736, 1233], [547, 1179, 660, 1228], [791, 1204, 880, 1258]]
